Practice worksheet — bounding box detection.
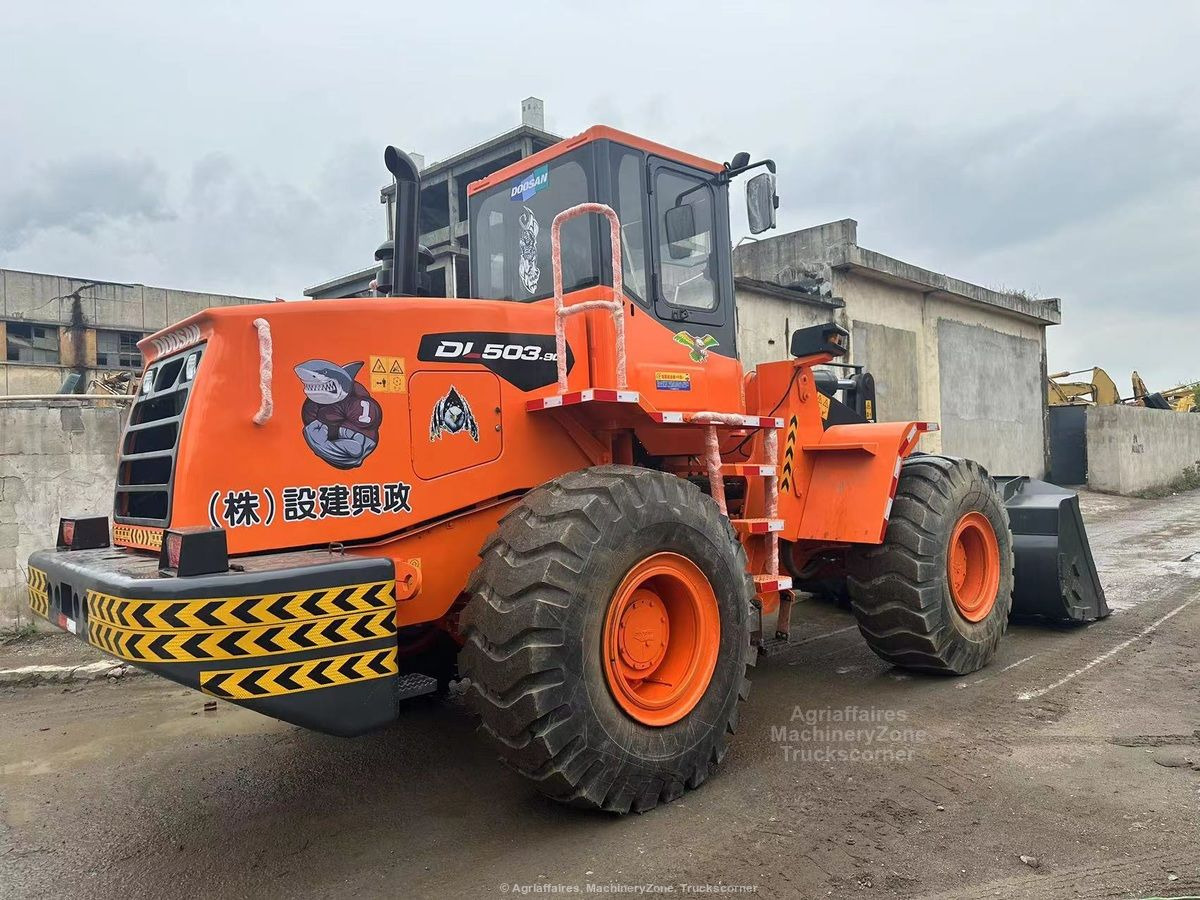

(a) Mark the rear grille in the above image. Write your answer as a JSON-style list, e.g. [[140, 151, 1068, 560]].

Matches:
[[114, 346, 203, 526]]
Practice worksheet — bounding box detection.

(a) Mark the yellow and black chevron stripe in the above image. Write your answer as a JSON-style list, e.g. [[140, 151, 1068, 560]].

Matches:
[[200, 646, 398, 700], [87, 608, 395, 664], [27, 567, 49, 620], [780, 415, 798, 492], [113, 522, 163, 552], [87, 581, 394, 631]]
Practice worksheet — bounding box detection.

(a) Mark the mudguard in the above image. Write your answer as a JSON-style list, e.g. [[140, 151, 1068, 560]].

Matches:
[[992, 476, 1110, 624]]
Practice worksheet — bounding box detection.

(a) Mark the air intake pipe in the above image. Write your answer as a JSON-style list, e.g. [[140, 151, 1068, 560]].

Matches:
[[383, 146, 421, 297]]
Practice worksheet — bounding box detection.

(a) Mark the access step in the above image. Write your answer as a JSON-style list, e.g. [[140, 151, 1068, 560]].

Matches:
[[731, 518, 784, 534], [396, 672, 439, 701], [756, 633, 795, 657], [525, 389, 640, 411], [650, 411, 784, 428], [719, 463, 777, 477], [753, 574, 793, 594]]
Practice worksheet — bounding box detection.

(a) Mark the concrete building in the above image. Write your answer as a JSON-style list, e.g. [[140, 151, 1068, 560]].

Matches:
[[305, 97, 561, 300], [0, 268, 263, 395], [733, 220, 1062, 477], [0, 398, 129, 627]]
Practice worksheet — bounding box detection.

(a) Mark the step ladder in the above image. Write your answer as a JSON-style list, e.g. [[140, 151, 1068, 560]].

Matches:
[[693, 412, 793, 615], [547, 203, 794, 622]]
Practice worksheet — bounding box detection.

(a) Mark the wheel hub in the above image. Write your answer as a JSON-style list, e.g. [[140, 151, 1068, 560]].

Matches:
[[602, 552, 721, 727], [947, 511, 1001, 622], [616, 590, 669, 672]]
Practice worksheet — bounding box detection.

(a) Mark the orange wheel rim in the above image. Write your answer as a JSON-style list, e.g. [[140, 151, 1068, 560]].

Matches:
[[602, 552, 720, 727], [947, 512, 1001, 622]]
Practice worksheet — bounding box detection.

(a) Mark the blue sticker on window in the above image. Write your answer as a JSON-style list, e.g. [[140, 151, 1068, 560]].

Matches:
[[510, 165, 549, 202]]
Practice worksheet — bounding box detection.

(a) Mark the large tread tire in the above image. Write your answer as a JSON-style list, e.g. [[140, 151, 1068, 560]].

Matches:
[[458, 465, 754, 813], [847, 455, 1013, 675]]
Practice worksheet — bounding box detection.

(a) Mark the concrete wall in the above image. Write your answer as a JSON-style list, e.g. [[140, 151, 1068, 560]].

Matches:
[[734, 220, 1058, 477], [734, 284, 835, 371], [853, 320, 920, 422], [1085, 405, 1200, 495], [937, 320, 1044, 476], [0, 400, 128, 629]]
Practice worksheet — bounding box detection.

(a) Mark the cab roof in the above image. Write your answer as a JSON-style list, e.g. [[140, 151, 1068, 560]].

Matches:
[[466, 125, 725, 197]]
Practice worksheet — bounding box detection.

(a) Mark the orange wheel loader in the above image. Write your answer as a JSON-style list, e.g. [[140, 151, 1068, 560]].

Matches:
[[26, 127, 1107, 813]]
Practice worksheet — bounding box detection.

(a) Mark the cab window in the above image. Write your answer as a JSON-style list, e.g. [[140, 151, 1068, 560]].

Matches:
[[654, 168, 718, 311], [612, 149, 649, 305], [470, 151, 598, 302]]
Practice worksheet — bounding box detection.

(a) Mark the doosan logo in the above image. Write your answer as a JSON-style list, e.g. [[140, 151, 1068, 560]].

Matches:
[[150, 324, 203, 358], [510, 165, 549, 201]]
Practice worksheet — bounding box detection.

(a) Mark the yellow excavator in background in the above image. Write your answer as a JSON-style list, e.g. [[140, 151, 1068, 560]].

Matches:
[[1047, 367, 1120, 406], [1049, 368, 1198, 412], [1132, 371, 1198, 412]]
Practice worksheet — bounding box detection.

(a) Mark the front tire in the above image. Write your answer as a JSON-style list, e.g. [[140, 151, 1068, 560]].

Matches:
[[847, 455, 1013, 674], [458, 465, 753, 813]]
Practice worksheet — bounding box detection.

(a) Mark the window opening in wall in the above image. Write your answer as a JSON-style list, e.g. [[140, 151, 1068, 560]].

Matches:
[[96, 330, 143, 368], [6, 322, 60, 364]]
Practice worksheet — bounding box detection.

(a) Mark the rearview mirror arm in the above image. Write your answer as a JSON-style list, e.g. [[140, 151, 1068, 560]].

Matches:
[[671, 157, 778, 206], [717, 157, 776, 184]]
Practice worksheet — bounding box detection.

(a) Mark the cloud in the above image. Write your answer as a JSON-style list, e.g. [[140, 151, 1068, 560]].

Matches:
[[0, 157, 171, 250], [772, 108, 1200, 262], [0, 146, 386, 298]]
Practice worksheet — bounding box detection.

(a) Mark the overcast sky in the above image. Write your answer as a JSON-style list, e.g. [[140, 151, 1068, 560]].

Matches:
[[1, 1, 1196, 388]]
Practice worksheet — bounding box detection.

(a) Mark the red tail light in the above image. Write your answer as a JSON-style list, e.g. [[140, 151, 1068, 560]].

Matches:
[[166, 533, 183, 569], [56, 517, 110, 551], [158, 527, 228, 577]]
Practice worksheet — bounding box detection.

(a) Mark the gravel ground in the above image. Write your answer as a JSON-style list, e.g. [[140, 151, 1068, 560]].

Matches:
[[1, 489, 1198, 899]]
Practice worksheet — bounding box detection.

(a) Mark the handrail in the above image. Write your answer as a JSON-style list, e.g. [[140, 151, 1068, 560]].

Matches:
[[550, 202, 627, 391], [252, 318, 273, 425]]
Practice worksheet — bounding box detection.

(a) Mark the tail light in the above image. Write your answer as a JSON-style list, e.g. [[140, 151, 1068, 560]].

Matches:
[[158, 527, 228, 577], [57, 517, 110, 551]]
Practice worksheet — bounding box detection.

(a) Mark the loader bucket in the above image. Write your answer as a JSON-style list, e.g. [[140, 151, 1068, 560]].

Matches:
[[992, 476, 1110, 624]]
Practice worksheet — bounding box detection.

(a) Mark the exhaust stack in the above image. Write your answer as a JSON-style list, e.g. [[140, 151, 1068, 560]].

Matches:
[[383, 146, 421, 297]]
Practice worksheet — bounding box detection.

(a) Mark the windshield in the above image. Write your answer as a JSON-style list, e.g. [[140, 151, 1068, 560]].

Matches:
[[469, 147, 599, 302]]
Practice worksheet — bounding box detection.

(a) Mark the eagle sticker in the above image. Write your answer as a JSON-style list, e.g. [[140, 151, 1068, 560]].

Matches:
[[429, 385, 479, 443], [295, 359, 383, 469], [673, 330, 719, 363]]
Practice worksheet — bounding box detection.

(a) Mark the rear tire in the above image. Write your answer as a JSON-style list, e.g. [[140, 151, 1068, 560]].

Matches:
[[458, 465, 754, 813], [847, 455, 1013, 674]]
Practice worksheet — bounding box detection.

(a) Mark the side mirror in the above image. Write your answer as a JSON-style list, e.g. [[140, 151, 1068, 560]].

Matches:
[[664, 204, 698, 260], [746, 171, 778, 234]]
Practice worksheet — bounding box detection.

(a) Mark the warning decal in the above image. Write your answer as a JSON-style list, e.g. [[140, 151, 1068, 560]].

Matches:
[[369, 356, 407, 394], [654, 371, 692, 392]]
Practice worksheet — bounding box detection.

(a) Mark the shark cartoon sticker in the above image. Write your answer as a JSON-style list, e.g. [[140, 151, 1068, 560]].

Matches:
[[429, 385, 479, 443], [295, 359, 383, 469], [673, 331, 719, 363]]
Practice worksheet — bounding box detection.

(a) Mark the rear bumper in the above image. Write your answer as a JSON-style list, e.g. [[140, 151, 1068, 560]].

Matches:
[[26, 545, 403, 736]]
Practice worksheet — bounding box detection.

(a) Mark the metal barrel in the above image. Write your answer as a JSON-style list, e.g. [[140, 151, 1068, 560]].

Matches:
[[992, 476, 1110, 624]]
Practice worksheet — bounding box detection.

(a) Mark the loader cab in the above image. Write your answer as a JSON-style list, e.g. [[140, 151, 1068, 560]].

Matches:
[[466, 127, 741, 361]]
